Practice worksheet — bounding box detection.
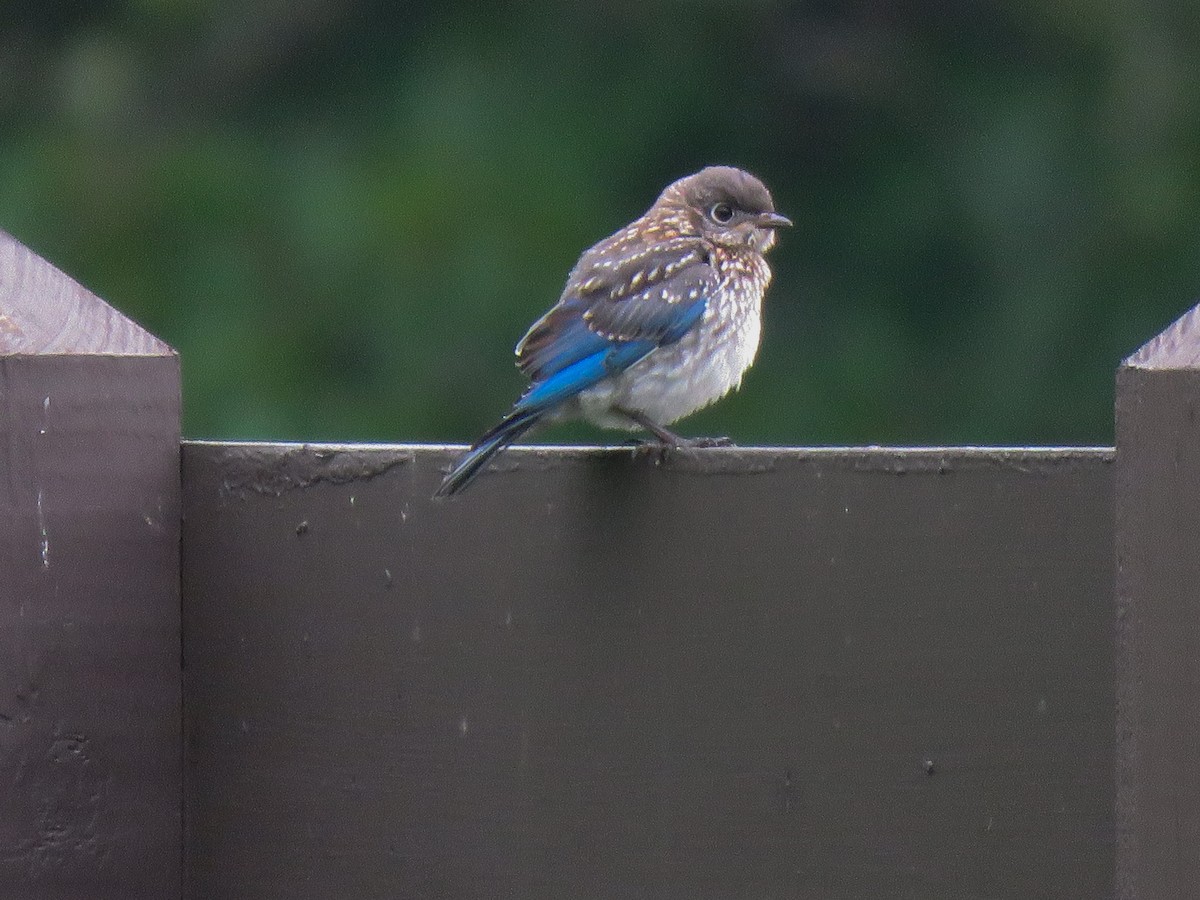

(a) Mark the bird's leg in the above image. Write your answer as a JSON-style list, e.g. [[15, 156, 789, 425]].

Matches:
[[617, 408, 686, 447], [615, 407, 735, 452]]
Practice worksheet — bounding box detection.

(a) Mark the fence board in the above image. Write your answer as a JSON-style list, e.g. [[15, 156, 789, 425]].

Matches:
[[183, 443, 1114, 900], [0, 232, 181, 899], [1115, 302, 1200, 900]]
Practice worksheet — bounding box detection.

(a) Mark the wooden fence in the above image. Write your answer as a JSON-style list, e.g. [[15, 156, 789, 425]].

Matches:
[[0, 230, 1195, 898]]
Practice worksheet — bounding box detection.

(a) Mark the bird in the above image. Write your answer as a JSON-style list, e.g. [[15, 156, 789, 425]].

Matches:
[[435, 165, 790, 497]]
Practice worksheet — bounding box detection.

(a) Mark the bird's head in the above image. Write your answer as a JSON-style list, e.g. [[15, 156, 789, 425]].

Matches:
[[656, 166, 791, 253]]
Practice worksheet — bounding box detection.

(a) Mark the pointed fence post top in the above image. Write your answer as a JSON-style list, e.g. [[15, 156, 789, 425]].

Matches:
[[1115, 295, 1200, 897], [0, 230, 181, 896], [1124, 301, 1200, 370], [0, 229, 173, 356]]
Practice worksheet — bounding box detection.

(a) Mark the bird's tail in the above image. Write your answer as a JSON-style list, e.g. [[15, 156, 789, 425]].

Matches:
[[434, 409, 542, 497]]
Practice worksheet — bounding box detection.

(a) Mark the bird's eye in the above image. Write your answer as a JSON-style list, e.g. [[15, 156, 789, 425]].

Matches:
[[710, 202, 734, 224]]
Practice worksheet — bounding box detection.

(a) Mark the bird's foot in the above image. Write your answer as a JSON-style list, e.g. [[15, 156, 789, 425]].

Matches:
[[627, 433, 735, 466], [625, 437, 673, 465]]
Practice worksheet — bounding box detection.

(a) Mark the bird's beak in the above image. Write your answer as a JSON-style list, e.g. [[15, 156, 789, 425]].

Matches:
[[756, 212, 793, 229]]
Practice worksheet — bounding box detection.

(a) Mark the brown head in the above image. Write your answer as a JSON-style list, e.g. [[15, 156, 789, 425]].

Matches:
[[654, 166, 791, 253]]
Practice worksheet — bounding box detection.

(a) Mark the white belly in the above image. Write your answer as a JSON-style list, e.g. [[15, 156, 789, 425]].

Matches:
[[570, 280, 765, 430]]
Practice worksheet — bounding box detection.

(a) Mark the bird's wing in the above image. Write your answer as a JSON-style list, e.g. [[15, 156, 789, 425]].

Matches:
[[515, 236, 714, 384]]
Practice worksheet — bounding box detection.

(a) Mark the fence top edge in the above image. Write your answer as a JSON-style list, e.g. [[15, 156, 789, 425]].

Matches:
[[183, 440, 1114, 464], [185, 440, 1113, 454], [179, 443, 1112, 498]]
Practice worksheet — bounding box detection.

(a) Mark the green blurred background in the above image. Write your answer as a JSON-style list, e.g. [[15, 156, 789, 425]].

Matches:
[[3, 0, 1197, 445]]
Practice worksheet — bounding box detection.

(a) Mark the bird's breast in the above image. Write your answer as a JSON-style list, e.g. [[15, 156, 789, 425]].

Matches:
[[574, 252, 771, 429]]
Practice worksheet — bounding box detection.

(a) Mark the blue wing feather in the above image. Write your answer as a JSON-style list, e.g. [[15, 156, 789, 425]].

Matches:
[[436, 232, 716, 497], [517, 313, 609, 382], [516, 244, 715, 383], [517, 339, 659, 412]]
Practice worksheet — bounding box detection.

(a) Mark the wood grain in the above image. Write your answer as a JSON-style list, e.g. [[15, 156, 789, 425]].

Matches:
[[0, 230, 171, 356]]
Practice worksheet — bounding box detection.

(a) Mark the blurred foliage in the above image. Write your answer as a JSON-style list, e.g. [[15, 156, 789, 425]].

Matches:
[[3, 0, 1199, 445]]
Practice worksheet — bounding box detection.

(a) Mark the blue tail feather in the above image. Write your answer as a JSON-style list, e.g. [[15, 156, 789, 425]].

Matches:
[[435, 341, 655, 497], [434, 409, 541, 497]]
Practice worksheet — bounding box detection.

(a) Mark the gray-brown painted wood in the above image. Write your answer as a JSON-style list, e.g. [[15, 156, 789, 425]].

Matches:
[[1116, 301, 1200, 899], [183, 443, 1115, 900], [0, 233, 181, 899]]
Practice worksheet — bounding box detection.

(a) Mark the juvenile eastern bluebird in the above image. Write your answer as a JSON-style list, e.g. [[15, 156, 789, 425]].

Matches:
[[435, 165, 790, 497]]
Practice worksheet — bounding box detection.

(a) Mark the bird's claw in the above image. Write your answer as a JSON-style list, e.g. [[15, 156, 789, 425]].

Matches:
[[628, 434, 735, 466]]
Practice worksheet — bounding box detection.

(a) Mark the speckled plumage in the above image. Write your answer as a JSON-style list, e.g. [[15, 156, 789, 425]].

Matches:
[[436, 166, 789, 497]]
